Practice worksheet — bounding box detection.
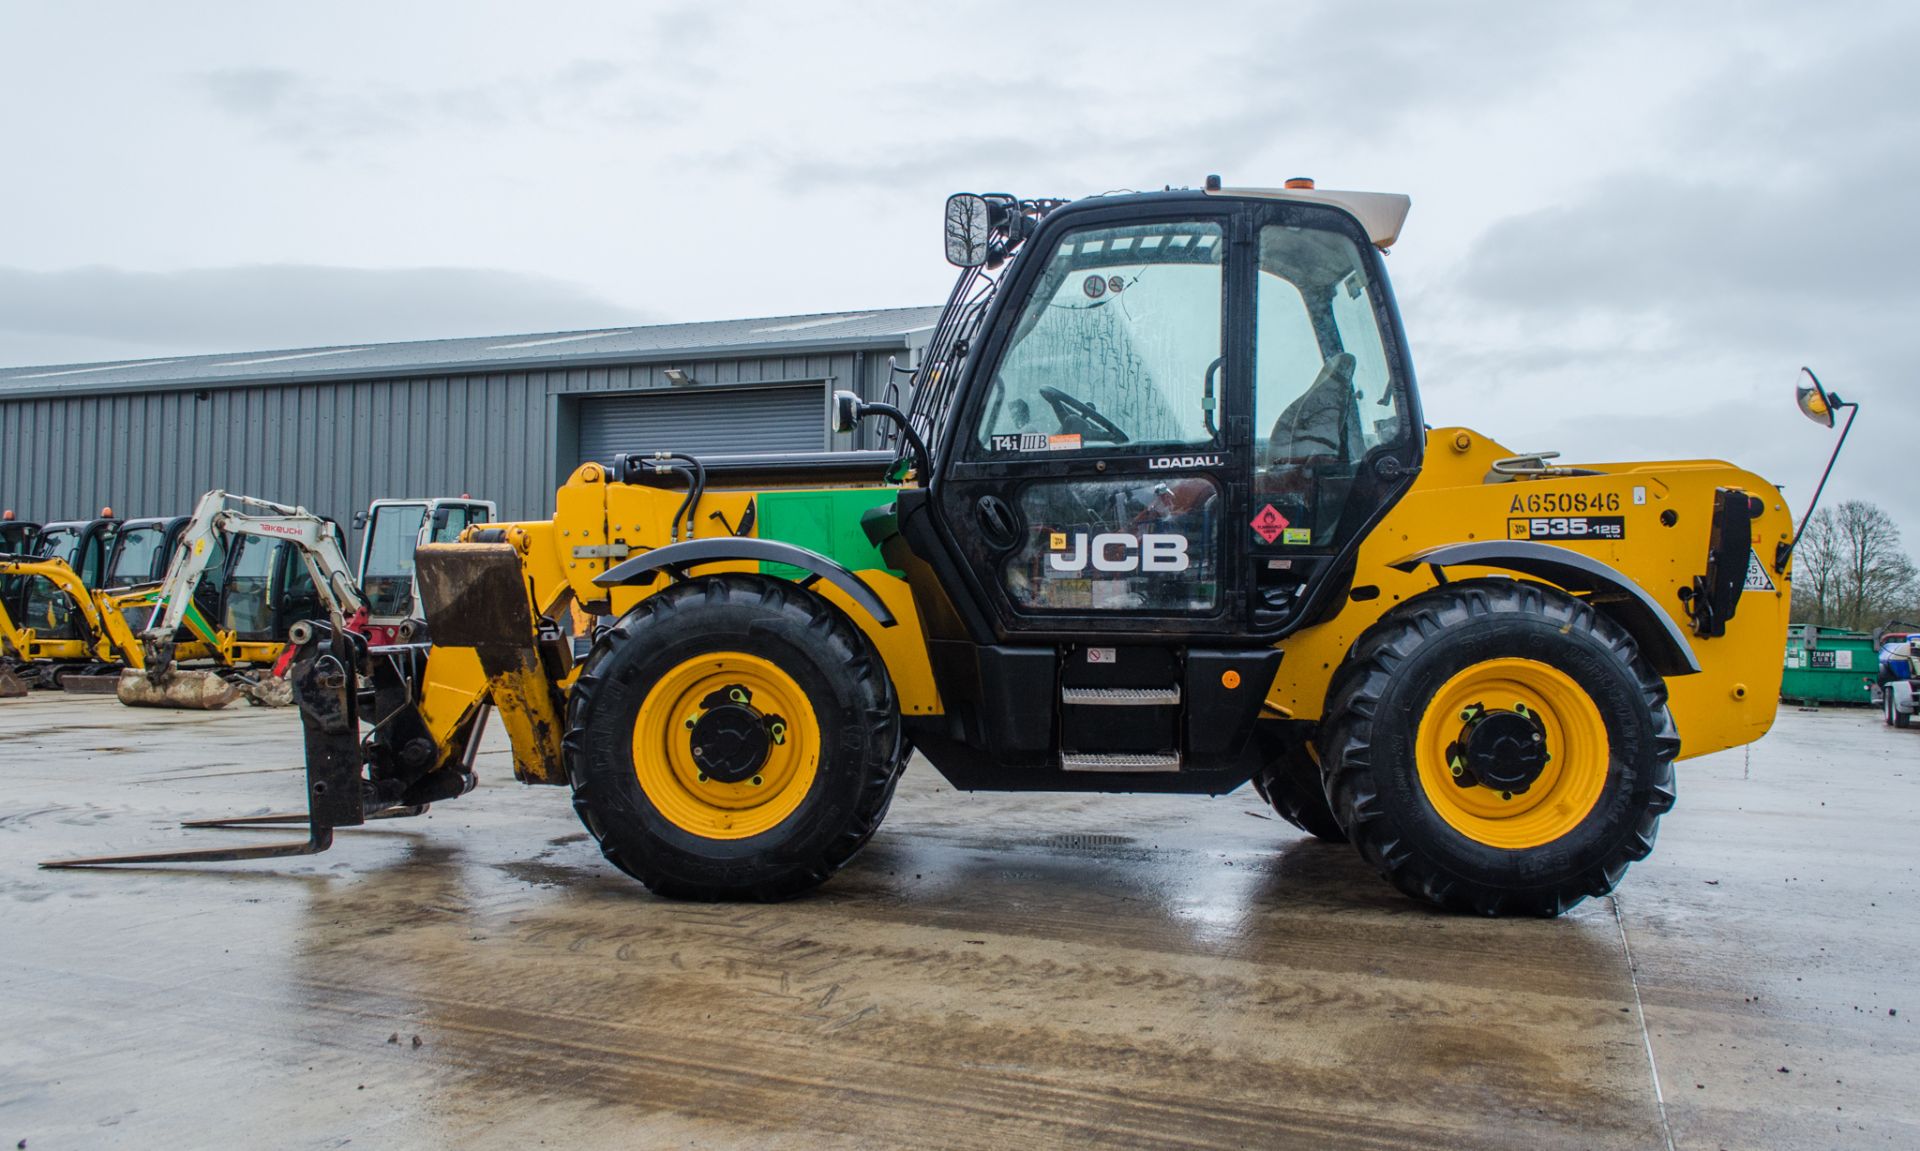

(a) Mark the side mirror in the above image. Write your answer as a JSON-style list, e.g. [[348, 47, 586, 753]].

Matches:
[[1795, 366, 1838, 427], [351, 511, 368, 530], [431, 507, 452, 531], [944, 193, 992, 267], [831, 389, 931, 482], [833, 389, 866, 433]]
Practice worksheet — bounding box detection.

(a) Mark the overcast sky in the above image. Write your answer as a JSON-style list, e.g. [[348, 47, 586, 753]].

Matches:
[[2, 1, 1913, 542]]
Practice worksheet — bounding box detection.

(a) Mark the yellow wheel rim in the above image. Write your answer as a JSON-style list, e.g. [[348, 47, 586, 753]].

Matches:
[[632, 652, 820, 840], [1413, 658, 1609, 850]]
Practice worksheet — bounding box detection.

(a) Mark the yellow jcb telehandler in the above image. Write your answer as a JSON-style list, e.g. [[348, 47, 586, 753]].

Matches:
[[50, 179, 1852, 916]]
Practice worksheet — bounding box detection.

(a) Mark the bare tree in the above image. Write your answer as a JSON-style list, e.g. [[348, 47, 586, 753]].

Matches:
[[1789, 500, 1919, 630], [1789, 508, 1843, 626]]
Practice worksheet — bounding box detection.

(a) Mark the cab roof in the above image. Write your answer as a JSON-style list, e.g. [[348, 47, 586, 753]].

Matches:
[[1206, 185, 1412, 250]]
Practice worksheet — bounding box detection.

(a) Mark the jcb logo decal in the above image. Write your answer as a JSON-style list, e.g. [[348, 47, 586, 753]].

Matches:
[[1048, 532, 1191, 572]]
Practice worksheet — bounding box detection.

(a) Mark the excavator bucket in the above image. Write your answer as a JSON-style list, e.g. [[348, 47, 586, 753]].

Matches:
[[0, 665, 27, 698], [115, 668, 240, 710]]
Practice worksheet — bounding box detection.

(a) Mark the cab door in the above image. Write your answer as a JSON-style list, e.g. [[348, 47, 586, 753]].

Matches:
[[270, 537, 326, 637], [1244, 201, 1422, 630], [934, 203, 1246, 639], [219, 535, 279, 641]]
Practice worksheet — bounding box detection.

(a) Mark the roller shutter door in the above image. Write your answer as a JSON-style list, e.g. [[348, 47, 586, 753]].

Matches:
[[575, 384, 826, 465]]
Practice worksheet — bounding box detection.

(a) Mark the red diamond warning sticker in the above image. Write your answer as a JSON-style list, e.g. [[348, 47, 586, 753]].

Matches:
[[1251, 504, 1289, 543]]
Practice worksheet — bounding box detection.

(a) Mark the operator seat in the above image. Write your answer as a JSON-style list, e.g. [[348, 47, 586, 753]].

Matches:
[[1262, 352, 1362, 541], [1267, 352, 1359, 461]]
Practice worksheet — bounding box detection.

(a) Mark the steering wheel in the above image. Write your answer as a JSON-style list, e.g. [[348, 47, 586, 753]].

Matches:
[[1038, 386, 1129, 444]]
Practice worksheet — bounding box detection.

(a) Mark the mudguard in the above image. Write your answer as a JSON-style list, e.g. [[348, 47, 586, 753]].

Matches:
[[1391, 540, 1700, 677], [594, 538, 897, 628]]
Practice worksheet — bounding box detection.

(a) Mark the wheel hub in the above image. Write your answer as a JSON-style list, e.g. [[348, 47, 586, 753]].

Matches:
[[1449, 704, 1549, 795], [686, 685, 789, 784]]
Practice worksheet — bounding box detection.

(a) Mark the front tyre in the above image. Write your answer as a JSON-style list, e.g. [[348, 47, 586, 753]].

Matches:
[[1322, 579, 1678, 917], [566, 574, 903, 900]]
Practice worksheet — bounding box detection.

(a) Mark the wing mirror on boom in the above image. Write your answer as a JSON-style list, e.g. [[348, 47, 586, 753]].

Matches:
[[1794, 366, 1843, 427], [1778, 366, 1861, 571], [944, 193, 992, 267]]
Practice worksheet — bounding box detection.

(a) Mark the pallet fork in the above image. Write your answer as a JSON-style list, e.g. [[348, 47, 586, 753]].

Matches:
[[41, 625, 479, 868]]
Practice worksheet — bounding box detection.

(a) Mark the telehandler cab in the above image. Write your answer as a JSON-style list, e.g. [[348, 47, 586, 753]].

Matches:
[[52, 180, 1817, 916]]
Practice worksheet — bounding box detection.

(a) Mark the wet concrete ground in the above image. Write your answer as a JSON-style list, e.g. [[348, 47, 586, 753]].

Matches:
[[0, 696, 1914, 1150]]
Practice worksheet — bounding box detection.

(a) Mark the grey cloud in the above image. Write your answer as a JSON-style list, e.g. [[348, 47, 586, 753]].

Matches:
[[187, 58, 651, 145], [0, 264, 648, 367], [1427, 20, 1920, 540], [768, 136, 1058, 194], [717, 1, 1609, 201], [196, 67, 300, 117], [1456, 17, 1920, 323]]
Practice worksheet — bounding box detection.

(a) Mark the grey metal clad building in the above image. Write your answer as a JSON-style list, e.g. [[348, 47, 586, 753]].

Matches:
[[0, 306, 940, 529]]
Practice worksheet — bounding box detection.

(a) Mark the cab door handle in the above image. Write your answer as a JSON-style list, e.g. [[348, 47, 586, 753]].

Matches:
[[976, 495, 1021, 550]]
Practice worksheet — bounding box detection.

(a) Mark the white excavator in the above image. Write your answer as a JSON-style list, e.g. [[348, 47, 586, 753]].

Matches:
[[115, 490, 494, 708]]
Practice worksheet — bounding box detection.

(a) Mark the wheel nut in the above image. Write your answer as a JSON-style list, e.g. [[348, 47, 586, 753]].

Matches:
[[697, 772, 708, 782], [751, 775, 763, 786], [1500, 790, 1513, 801]]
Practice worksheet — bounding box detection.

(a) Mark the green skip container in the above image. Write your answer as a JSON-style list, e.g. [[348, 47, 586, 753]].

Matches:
[[1781, 624, 1878, 705]]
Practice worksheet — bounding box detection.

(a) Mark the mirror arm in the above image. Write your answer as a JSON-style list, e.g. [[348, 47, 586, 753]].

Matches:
[[1777, 395, 1859, 573], [838, 389, 929, 482], [862, 401, 932, 483]]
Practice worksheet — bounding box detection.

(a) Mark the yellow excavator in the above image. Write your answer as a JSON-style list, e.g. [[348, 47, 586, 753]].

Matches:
[[0, 511, 202, 696], [49, 179, 1851, 916]]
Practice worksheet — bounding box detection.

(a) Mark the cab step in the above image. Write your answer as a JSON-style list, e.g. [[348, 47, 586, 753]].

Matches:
[[1061, 686, 1182, 706], [1060, 751, 1182, 773]]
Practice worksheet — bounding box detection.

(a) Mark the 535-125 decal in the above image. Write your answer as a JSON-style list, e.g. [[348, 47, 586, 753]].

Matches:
[[1507, 516, 1626, 541]]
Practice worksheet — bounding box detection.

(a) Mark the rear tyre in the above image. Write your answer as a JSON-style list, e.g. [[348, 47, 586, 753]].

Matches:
[[1894, 692, 1912, 729], [1253, 743, 1347, 843], [1322, 579, 1678, 917], [566, 574, 903, 900]]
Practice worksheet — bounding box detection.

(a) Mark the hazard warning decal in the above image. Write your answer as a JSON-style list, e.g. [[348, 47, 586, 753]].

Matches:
[[1743, 549, 1776, 593], [1250, 504, 1289, 544]]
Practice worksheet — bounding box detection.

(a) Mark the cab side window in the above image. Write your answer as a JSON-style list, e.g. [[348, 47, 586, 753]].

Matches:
[[973, 219, 1225, 456], [1252, 224, 1403, 547], [430, 505, 478, 544]]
